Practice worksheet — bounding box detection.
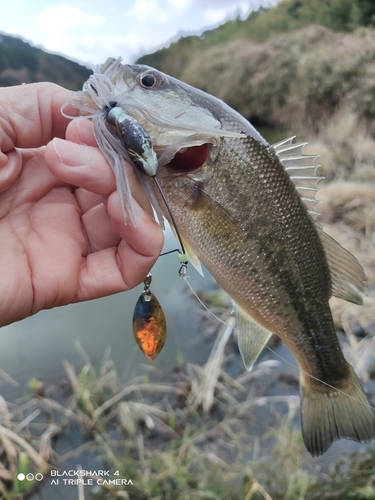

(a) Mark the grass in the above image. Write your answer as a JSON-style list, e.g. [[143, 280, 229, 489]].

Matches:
[[0, 328, 313, 500], [0, 302, 374, 500]]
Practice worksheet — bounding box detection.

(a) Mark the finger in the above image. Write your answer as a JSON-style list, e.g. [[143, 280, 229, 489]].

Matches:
[[66, 118, 97, 146], [75, 188, 103, 214], [45, 138, 117, 197], [77, 204, 164, 299], [82, 202, 121, 252], [66, 119, 155, 216], [0, 83, 73, 156], [107, 190, 162, 256], [45, 137, 154, 216]]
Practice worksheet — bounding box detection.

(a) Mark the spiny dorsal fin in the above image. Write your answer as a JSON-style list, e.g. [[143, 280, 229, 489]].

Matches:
[[234, 303, 273, 371], [314, 223, 366, 304], [272, 137, 323, 219]]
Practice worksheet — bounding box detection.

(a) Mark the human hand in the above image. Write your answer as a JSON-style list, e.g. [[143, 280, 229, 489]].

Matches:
[[0, 83, 164, 327]]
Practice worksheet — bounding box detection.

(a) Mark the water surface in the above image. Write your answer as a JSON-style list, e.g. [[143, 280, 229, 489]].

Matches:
[[0, 228, 210, 398]]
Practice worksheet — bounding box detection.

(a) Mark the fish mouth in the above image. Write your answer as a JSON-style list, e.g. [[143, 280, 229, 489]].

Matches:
[[162, 144, 209, 174]]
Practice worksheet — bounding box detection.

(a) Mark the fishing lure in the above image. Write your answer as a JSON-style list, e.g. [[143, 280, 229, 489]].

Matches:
[[107, 102, 188, 359], [107, 103, 189, 260]]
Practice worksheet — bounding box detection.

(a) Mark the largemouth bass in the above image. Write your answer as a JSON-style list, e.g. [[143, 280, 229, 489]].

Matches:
[[68, 58, 375, 456]]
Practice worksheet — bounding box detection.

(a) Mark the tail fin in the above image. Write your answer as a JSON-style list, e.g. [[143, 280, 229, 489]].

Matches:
[[300, 366, 375, 456]]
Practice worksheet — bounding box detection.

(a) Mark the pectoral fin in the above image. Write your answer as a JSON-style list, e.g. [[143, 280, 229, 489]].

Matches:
[[182, 186, 249, 275], [314, 223, 366, 304], [234, 303, 273, 371]]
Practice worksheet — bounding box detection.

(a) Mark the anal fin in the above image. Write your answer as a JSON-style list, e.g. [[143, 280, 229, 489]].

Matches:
[[234, 303, 273, 371]]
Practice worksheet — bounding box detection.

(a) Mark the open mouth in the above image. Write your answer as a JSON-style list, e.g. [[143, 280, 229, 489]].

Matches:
[[164, 144, 209, 174]]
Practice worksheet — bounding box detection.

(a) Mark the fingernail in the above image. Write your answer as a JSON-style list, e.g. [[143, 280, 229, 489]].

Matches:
[[52, 138, 93, 167]]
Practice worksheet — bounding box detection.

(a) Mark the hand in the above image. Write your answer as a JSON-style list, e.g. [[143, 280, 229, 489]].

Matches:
[[0, 83, 164, 327]]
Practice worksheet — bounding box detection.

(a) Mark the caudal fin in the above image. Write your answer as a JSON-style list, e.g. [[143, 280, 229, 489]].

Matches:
[[300, 366, 375, 456]]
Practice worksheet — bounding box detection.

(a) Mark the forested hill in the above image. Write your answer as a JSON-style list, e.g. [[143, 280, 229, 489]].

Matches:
[[136, 0, 375, 77], [0, 33, 91, 89]]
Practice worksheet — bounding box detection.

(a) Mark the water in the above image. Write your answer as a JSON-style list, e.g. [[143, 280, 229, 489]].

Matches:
[[0, 226, 220, 500], [0, 228, 210, 399]]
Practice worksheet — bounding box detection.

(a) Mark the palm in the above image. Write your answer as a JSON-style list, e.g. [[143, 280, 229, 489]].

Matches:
[[1, 148, 86, 324]]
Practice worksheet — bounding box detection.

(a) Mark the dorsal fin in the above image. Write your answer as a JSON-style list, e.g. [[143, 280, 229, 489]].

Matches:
[[273, 138, 366, 304], [272, 137, 324, 219], [314, 223, 366, 304]]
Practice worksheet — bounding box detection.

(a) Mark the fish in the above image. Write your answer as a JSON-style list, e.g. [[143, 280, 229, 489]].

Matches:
[[67, 57, 375, 456]]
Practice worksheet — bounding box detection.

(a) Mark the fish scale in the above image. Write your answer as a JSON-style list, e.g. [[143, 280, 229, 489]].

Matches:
[[159, 136, 332, 346]]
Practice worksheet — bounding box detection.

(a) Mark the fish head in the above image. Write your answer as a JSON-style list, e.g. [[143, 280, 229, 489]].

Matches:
[[113, 64, 262, 277], [114, 64, 250, 178], [69, 58, 262, 227], [118, 64, 223, 134]]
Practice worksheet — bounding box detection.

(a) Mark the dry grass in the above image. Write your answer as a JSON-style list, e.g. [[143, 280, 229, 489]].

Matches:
[[0, 298, 374, 500], [0, 332, 313, 500]]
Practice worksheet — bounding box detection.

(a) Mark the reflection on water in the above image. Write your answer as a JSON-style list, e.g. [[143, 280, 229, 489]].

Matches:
[[0, 228, 212, 399]]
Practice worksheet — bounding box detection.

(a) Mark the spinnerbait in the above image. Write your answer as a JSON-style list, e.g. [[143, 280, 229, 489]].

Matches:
[[106, 103, 188, 359]]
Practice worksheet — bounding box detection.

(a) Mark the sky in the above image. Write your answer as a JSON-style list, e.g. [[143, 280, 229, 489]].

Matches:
[[0, 0, 279, 68]]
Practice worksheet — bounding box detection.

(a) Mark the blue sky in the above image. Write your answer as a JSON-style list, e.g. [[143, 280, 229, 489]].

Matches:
[[0, 0, 279, 68]]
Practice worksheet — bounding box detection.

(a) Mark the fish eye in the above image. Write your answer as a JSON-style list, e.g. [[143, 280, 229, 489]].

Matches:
[[139, 72, 164, 89], [141, 74, 156, 87]]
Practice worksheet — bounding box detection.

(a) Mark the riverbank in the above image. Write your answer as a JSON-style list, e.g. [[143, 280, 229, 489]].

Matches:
[[1, 281, 375, 499]]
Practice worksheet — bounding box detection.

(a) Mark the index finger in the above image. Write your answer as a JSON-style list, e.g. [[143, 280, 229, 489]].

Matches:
[[0, 82, 74, 155]]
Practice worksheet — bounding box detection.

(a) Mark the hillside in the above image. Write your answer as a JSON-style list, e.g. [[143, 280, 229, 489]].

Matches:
[[139, 24, 375, 139], [0, 33, 91, 89], [135, 0, 375, 134], [137, 0, 375, 76], [175, 26, 375, 134]]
